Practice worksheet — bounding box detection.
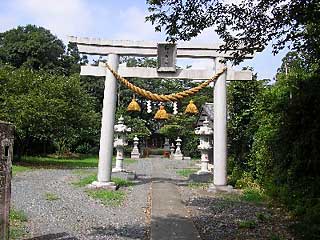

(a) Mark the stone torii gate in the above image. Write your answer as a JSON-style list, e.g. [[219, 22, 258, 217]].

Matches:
[[69, 36, 256, 191]]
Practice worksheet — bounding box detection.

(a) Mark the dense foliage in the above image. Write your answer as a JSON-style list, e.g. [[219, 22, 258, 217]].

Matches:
[[0, 25, 86, 75], [0, 25, 97, 157], [147, 0, 320, 64], [227, 76, 265, 185], [226, 53, 320, 238], [0, 66, 100, 156]]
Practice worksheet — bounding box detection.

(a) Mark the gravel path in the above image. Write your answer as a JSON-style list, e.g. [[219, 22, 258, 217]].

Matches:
[[12, 157, 295, 240], [12, 159, 152, 240]]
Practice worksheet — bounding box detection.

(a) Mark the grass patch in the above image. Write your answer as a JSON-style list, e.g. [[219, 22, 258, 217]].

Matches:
[[20, 155, 98, 168], [12, 165, 32, 175], [73, 174, 133, 188], [241, 188, 267, 203], [218, 192, 242, 202], [10, 209, 28, 222], [112, 177, 134, 187], [256, 212, 271, 221], [73, 174, 97, 187], [188, 182, 209, 189], [238, 219, 256, 229], [44, 192, 60, 201], [73, 174, 132, 206], [176, 168, 197, 178], [18, 155, 136, 169], [9, 208, 28, 239], [269, 233, 286, 240], [86, 189, 125, 206]]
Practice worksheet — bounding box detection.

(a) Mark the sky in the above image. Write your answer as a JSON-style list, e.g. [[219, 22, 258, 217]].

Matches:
[[0, 0, 288, 80]]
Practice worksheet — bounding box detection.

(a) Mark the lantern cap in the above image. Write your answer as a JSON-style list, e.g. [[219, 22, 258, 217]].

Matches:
[[127, 97, 141, 112], [184, 100, 198, 114], [154, 105, 169, 120]]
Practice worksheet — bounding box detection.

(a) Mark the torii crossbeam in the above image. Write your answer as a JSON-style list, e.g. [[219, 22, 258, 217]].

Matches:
[[69, 36, 257, 192]]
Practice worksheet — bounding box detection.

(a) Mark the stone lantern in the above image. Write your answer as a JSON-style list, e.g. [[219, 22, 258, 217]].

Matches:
[[113, 116, 131, 172], [131, 135, 140, 159], [170, 143, 175, 160], [173, 137, 183, 160], [195, 118, 213, 174]]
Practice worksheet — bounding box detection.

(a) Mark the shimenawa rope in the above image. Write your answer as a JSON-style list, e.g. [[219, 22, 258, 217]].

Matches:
[[105, 63, 227, 102]]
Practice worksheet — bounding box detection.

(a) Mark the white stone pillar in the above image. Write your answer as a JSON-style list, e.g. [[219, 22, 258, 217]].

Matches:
[[209, 57, 232, 192], [92, 54, 119, 188]]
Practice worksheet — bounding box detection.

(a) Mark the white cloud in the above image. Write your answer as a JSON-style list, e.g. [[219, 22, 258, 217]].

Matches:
[[113, 6, 163, 40], [10, 0, 94, 41], [190, 27, 220, 44]]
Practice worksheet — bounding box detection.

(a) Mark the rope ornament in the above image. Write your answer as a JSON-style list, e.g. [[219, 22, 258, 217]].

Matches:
[[105, 63, 227, 102]]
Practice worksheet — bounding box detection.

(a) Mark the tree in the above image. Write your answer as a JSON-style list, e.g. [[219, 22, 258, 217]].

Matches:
[[146, 0, 320, 65], [0, 65, 100, 157], [159, 113, 199, 157], [0, 25, 85, 75], [226, 72, 265, 184], [244, 53, 320, 238]]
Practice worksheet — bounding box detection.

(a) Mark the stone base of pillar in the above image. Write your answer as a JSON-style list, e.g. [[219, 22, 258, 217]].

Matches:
[[130, 153, 140, 159], [173, 154, 183, 161], [112, 167, 125, 173], [208, 184, 234, 193], [88, 181, 117, 190], [197, 169, 211, 174]]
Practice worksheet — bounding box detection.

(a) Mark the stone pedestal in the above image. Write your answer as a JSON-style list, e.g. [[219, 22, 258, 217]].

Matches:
[[173, 137, 183, 161], [0, 121, 14, 240], [208, 184, 234, 193], [131, 135, 140, 159], [88, 181, 117, 190], [195, 118, 213, 174], [163, 138, 170, 151], [112, 116, 131, 172]]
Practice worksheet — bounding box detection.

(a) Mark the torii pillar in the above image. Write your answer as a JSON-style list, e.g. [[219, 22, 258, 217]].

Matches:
[[208, 57, 233, 192], [91, 54, 119, 188]]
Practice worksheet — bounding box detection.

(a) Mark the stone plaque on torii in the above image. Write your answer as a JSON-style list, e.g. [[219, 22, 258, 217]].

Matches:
[[69, 36, 257, 191]]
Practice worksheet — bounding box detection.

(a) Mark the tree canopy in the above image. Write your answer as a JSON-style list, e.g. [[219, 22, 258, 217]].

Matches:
[[0, 65, 100, 156], [0, 25, 85, 75], [146, 0, 320, 65]]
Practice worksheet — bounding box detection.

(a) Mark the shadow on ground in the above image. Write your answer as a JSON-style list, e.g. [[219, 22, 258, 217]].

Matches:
[[25, 232, 78, 240], [88, 224, 146, 239], [185, 195, 294, 240]]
